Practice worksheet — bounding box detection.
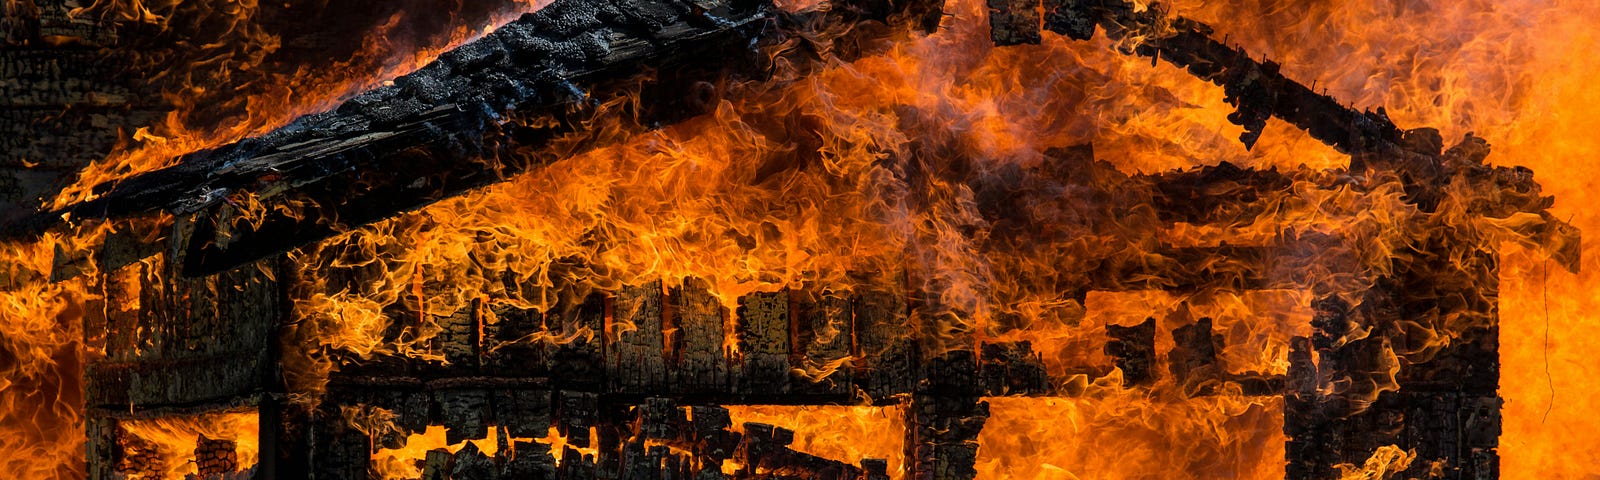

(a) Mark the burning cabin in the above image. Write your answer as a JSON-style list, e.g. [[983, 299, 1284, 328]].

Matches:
[[0, 0, 1584, 479]]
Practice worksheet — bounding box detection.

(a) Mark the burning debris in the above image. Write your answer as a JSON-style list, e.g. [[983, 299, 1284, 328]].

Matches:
[[2, 0, 1598, 479]]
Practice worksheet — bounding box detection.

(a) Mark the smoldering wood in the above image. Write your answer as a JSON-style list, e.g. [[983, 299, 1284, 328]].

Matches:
[[738, 422, 863, 480], [437, 389, 492, 445], [436, 302, 482, 371], [449, 442, 497, 479], [484, 300, 550, 374], [422, 449, 452, 480], [550, 292, 608, 388], [504, 440, 560, 479], [114, 425, 165, 478]]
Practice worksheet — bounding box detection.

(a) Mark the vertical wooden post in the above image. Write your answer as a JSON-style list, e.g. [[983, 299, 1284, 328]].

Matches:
[[906, 350, 988, 480]]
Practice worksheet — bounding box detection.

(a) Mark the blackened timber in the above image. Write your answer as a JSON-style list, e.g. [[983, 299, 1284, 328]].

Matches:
[[978, 342, 1050, 396], [437, 302, 481, 370], [672, 278, 732, 394], [736, 290, 791, 395], [448, 442, 497, 479], [1038, 0, 1407, 154], [87, 230, 280, 409], [610, 281, 668, 394], [485, 301, 548, 375], [986, 0, 1041, 45], [855, 287, 916, 401], [738, 423, 863, 479], [1169, 317, 1223, 389], [85, 416, 118, 480], [1104, 317, 1156, 386], [435, 388, 492, 445], [550, 291, 607, 389], [505, 440, 559, 478], [2, 0, 949, 277], [792, 289, 855, 396], [1031, 0, 1582, 273], [906, 350, 987, 480], [309, 407, 371, 480]]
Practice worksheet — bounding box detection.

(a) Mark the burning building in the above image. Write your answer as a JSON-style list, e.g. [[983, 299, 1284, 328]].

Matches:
[[1, 0, 1597, 479]]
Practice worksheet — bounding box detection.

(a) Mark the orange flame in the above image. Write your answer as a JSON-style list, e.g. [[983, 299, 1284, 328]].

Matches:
[[725, 405, 907, 479], [116, 410, 260, 479], [5, 0, 1600, 478]]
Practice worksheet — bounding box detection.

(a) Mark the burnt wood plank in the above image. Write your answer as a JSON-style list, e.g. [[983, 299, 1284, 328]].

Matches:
[[738, 423, 861, 480], [907, 350, 986, 480], [89, 219, 280, 409], [550, 292, 606, 389], [505, 440, 559, 479], [905, 395, 989, 480], [855, 287, 915, 402], [792, 289, 854, 396], [690, 406, 739, 468], [437, 301, 482, 370], [736, 290, 790, 395], [436, 388, 491, 445], [559, 444, 598, 480], [311, 409, 371, 480], [85, 415, 118, 480], [422, 449, 452, 480], [498, 388, 554, 440], [557, 391, 599, 452], [485, 301, 549, 375], [609, 281, 667, 394], [671, 277, 730, 394], [451, 442, 498, 479], [978, 342, 1049, 396]]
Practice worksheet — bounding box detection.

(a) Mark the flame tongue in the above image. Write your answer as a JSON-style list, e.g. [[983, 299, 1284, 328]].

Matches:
[[5, 0, 1600, 478]]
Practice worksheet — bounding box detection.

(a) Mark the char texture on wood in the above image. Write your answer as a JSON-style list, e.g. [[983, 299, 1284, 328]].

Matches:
[[992, 0, 1579, 271], [4, 0, 946, 277]]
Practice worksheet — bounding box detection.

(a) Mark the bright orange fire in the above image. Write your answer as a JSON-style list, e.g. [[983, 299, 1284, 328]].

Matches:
[[3, 0, 1600, 478], [115, 410, 260, 479], [368, 424, 536, 479], [725, 405, 907, 479]]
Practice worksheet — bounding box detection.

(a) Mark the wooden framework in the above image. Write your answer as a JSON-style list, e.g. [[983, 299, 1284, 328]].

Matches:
[[30, 0, 1577, 478], [79, 144, 1560, 478]]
